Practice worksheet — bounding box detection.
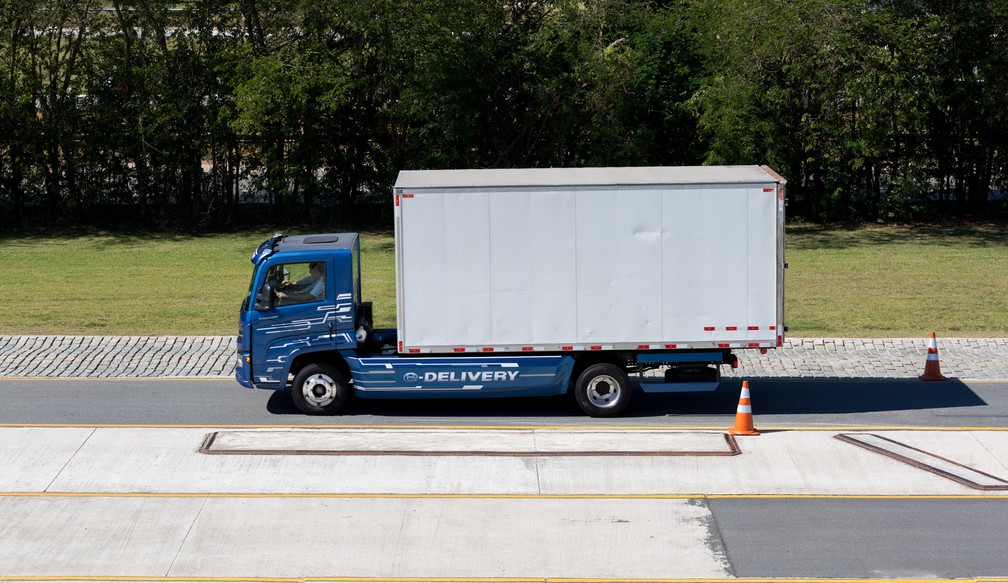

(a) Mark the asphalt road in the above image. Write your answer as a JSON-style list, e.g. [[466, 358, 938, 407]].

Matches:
[[709, 497, 1008, 578], [2, 377, 1003, 427], [3, 377, 1007, 580]]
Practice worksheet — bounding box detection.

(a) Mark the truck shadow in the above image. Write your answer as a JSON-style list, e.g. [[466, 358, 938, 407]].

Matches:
[[640, 378, 987, 417], [265, 378, 988, 419], [266, 390, 583, 418]]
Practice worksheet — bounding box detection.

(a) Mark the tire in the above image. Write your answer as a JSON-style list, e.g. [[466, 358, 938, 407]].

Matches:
[[291, 363, 350, 415], [574, 363, 632, 417]]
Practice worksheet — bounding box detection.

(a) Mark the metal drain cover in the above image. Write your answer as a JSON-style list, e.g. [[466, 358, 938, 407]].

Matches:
[[837, 433, 1008, 490], [201, 428, 740, 457]]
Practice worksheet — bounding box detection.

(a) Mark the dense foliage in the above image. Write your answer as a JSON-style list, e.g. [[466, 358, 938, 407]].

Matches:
[[1, 0, 1005, 227]]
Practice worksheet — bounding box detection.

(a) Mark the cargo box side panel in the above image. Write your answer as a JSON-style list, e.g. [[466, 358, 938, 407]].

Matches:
[[398, 190, 492, 348], [488, 190, 577, 346], [395, 173, 783, 352], [660, 188, 708, 340], [662, 187, 754, 343], [702, 188, 750, 341], [574, 188, 663, 343], [616, 189, 664, 341], [746, 187, 779, 344]]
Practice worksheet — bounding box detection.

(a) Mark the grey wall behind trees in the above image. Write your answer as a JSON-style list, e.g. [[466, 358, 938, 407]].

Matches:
[[1, 0, 1005, 228]]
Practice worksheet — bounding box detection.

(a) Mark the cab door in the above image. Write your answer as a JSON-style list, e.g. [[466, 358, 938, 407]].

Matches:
[[249, 258, 336, 388]]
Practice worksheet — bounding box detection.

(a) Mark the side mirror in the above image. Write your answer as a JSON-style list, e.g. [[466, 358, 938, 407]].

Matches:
[[254, 282, 274, 311]]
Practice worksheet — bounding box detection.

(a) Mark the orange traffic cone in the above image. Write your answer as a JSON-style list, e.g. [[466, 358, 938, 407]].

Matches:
[[728, 380, 759, 435], [919, 332, 947, 381]]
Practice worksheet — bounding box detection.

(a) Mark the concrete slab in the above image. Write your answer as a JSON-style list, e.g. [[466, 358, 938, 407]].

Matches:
[[3, 427, 1008, 496], [40, 427, 541, 494], [202, 428, 737, 456], [534, 431, 977, 495], [0, 427, 93, 491], [3, 424, 1008, 582], [168, 497, 731, 579], [0, 496, 203, 576], [0, 496, 730, 580]]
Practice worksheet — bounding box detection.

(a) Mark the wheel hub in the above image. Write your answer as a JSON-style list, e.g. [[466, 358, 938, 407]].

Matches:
[[303, 373, 337, 406], [587, 375, 620, 408]]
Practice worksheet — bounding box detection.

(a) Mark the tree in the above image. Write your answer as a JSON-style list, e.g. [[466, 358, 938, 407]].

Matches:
[[0, 1, 37, 223]]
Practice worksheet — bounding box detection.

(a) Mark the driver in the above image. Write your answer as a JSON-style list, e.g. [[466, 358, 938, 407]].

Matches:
[[276, 261, 325, 303]]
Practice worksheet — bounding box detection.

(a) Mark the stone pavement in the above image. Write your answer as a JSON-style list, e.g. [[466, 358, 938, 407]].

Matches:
[[0, 335, 234, 378], [725, 337, 1008, 380], [1, 335, 1006, 380]]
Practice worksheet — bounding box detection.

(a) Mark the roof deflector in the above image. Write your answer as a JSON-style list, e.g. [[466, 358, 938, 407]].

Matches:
[[303, 235, 341, 244]]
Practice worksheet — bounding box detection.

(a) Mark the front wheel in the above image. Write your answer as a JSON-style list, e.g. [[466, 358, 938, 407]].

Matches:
[[291, 363, 350, 415], [574, 363, 631, 417]]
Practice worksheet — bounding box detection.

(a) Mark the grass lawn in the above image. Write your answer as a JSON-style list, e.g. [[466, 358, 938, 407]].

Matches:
[[786, 223, 1008, 337], [0, 229, 398, 335], [2, 224, 1005, 337]]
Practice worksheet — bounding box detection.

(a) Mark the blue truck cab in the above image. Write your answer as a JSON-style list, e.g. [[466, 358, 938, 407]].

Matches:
[[237, 232, 737, 417], [237, 233, 365, 395]]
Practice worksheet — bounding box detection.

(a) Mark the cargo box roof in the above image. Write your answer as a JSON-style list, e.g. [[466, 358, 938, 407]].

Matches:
[[395, 165, 785, 190]]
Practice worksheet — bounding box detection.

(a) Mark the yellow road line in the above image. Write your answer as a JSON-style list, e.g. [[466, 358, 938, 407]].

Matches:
[[552, 576, 1008, 580], [0, 578, 304, 583], [547, 579, 1008, 583], [2, 423, 1008, 431], [0, 572, 999, 576], [2, 492, 1007, 500]]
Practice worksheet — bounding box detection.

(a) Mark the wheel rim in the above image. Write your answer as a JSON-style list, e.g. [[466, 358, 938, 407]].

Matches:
[[302, 373, 338, 407], [586, 374, 621, 409]]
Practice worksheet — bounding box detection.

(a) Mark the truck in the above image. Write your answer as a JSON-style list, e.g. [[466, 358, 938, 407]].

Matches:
[[236, 165, 787, 417]]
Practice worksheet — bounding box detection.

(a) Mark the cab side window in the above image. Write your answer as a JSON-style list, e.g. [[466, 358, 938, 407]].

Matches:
[[272, 261, 327, 306]]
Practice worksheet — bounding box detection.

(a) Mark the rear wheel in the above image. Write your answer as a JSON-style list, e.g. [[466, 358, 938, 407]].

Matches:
[[574, 363, 631, 417], [291, 363, 350, 415]]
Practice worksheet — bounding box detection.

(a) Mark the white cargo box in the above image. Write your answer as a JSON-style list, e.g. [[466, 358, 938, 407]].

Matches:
[[393, 166, 785, 354]]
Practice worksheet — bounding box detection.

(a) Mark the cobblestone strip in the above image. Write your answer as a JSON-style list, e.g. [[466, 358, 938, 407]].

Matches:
[[725, 337, 1008, 380], [0, 336, 235, 378], [0, 335, 1005, 380], [6, 336, 36, 373]]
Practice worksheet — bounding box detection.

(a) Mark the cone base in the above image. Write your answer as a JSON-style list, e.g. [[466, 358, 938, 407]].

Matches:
[[919, 361, 947, 381], [728, 428, 760, 436]]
